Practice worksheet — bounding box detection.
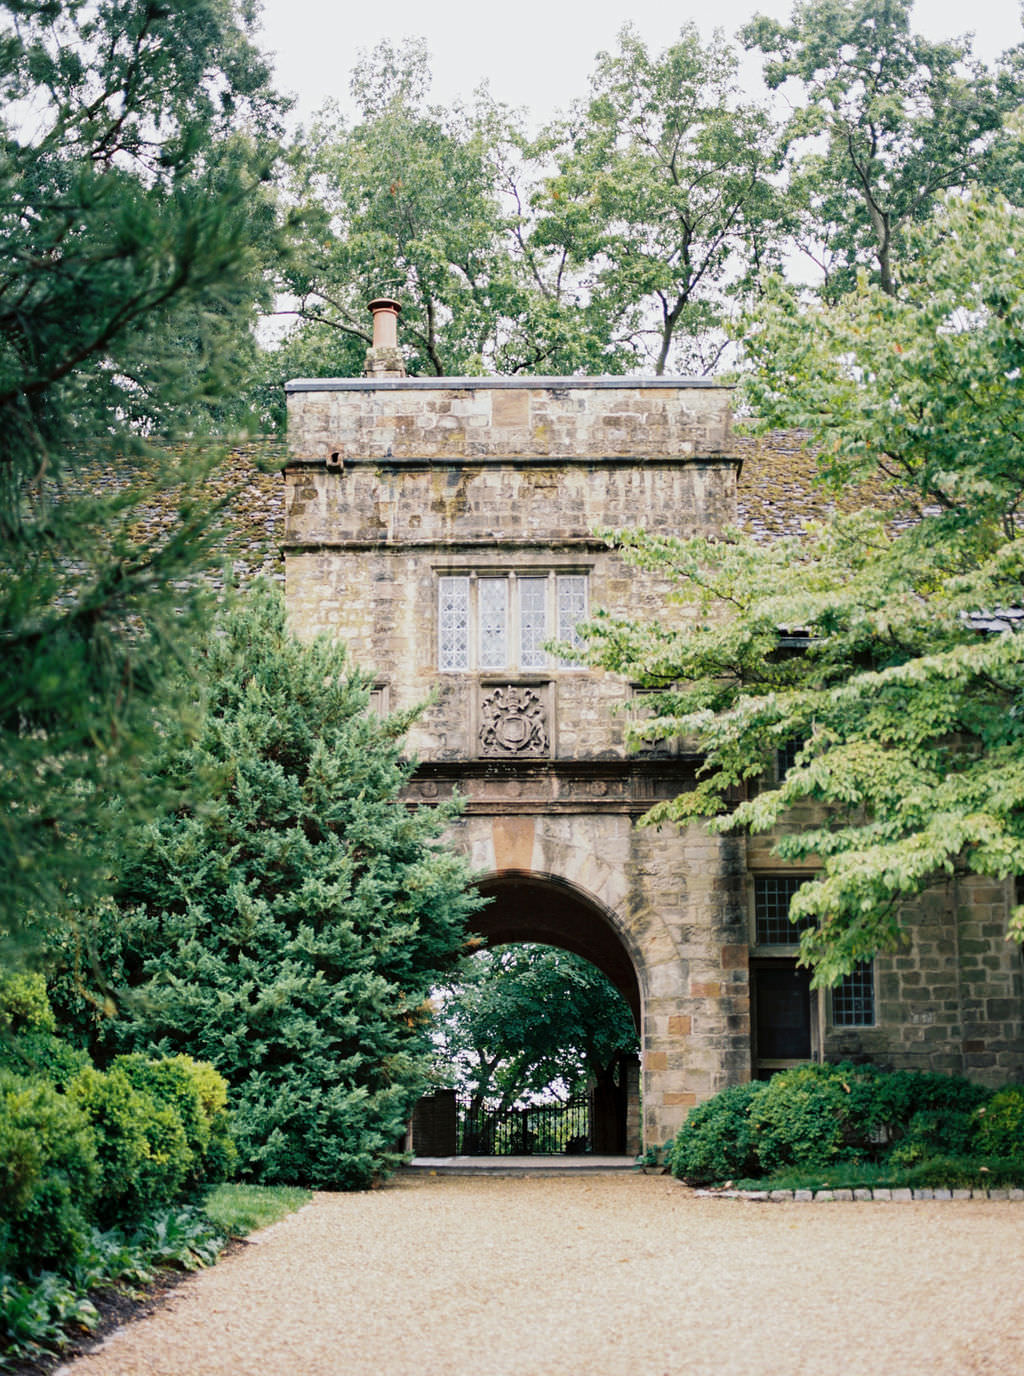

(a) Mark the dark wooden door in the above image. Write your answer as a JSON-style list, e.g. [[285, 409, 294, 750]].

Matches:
[[753, 962, 812, 1069]]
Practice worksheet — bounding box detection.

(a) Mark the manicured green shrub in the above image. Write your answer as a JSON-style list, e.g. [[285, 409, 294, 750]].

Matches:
[[973, 1087, 1024, 1158], [112, 1054, 235, 1188], [181, 1057, 236, 1182], [666, 1065, 1022, 1187], [0, 971, 90, 1088], [0, 1070, 97, 1275], [819, 1062, 988, 1155], [887, 1108, 975, 1166], [752, 1065, 849, 1173], [912, 1108, 973, 1161], [667, 1082, 765, 1184], [68, 1066, 190, 1224], [0, 971, 56, 1034], [0, 1029, 91, 1089]]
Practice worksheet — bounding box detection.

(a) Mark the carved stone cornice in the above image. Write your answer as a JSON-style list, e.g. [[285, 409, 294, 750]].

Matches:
[[404, 756, 703, 816]]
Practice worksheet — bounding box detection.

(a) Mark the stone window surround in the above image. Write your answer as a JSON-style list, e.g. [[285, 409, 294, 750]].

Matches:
[[749, 870, 877, 1029], [434, 563, 591, 675]]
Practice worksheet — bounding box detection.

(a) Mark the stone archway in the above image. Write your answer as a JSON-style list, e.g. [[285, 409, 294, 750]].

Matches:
[[285, 371, 757, 1152], [472, 869, 642, 1027], [468, 868, 643, 1155]]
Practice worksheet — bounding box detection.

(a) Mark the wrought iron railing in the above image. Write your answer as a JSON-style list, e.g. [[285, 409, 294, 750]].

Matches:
[[457, 1095, 591, 1155]]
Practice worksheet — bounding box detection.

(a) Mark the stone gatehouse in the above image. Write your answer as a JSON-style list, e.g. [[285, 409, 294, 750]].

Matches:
[[282, 314, 1024, 1152]]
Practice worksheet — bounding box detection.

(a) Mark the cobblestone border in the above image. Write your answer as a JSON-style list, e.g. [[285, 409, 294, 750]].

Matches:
[[691, 1186, 1024, 1201]]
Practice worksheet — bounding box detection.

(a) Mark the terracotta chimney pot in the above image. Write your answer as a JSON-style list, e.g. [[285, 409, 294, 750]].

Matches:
[[368, 297, 401, 350]]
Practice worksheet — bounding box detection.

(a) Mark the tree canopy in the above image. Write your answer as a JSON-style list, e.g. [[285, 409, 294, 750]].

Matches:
[[267, 7, 1024, 389], [535, 23, 786, 374], [579, 191, 1024, 983], [268, 39, 622, 392], [432, 945, 637, 1117], [0, 0, 287, 950], [743, 0, 1023, 298]]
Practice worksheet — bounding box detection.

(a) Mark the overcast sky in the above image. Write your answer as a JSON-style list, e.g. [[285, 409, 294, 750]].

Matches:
[[253, 0, 1024, 128]]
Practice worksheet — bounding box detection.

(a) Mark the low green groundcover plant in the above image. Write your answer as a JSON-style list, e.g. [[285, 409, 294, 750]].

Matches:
[[727, 1157, 1024, 1193], [0, 1188, 311, 1369], [0, 1207, 225, 1370], [201, 1183, 311, 1236], [667, 1063, 1024, 1187]]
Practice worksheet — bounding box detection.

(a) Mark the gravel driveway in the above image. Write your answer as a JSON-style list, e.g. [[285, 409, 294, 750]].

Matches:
[[61, 1173, 1024, 1376]]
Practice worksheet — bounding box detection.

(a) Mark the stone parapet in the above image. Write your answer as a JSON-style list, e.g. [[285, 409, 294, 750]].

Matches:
[[286, 376, 733, 464]]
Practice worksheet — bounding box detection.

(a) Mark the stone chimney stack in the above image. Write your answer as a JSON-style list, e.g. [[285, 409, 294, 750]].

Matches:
[[363, 297, 405, 378]]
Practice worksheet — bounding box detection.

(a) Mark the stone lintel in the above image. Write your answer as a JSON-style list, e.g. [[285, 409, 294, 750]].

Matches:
[[283, 538, 614, 555], [405, 757, 701, 815]]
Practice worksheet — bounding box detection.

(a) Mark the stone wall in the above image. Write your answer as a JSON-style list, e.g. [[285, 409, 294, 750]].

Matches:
[[284, 545, 679, 760], [746, 832, 1024, 1085], [451, 807, 751, 1148], [284, 373, 1024, 1151], [286, 376, 732, 465], [284, 376, 746, 1148]]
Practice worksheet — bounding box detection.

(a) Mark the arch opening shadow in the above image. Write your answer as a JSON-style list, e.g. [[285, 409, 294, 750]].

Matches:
[[470, 870, 642, 1029]]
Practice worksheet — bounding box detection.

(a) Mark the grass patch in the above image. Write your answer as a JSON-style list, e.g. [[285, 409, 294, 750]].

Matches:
[[201, 1184, 311, 1237]]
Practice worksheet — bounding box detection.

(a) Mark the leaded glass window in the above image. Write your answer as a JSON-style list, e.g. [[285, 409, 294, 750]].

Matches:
[[754, 874, 816, 945], [436, 570, 589, 671], [438, 576, 470, 671], [519, 577, 548, 669], [478, 578, 508, 669], [832, 962, 875, 1026], [776, 738, 803, 780], [556, 574, 587, 664]]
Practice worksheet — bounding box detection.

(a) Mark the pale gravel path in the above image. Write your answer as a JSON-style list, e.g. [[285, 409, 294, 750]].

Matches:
[[63, 1174, 1024, 1376]]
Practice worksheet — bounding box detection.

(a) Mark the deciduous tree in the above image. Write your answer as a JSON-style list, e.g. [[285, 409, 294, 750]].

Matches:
[[743, 0, 1023, 298], [272, 40, 618, 387], [534, 24, 786, 374], [581, 192, 1024, 984], [433, 945, 637, 1119]]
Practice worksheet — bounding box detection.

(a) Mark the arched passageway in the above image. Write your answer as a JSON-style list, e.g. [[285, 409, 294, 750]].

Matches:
[[471, 869, 642, 1029], [460, 869, 643, 1155]]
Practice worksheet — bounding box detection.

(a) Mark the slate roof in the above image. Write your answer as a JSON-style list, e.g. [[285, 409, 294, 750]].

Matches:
[[68, 442, 288, 585], [734, 429, 912, 539], [70, 428, 913, 571]]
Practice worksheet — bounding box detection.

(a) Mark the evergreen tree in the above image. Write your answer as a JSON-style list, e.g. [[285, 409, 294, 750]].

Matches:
[[0, 0, 287, 951], [68, 585, 480, 1188]]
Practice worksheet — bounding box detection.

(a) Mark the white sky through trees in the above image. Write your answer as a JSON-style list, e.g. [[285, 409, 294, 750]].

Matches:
[[254, 0, 1023, 128]]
